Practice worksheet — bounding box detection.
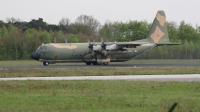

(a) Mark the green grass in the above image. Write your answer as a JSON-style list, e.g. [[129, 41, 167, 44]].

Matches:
[[0, 67, 200, 77], [0, 60, 199, 111], [0, 80, 199, 112], [1, 59, 200, 66]]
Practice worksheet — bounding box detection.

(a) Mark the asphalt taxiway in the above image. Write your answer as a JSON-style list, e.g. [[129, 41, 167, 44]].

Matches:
[[1, 63, 200, 82], [0, 63, 200, 69], [0, 75, 200, 82]]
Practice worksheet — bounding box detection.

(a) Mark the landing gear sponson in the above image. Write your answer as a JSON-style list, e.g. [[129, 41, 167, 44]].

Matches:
[[85, 62, 108, 65]]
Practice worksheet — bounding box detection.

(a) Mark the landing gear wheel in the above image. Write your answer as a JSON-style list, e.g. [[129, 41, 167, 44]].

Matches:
[[103, 63, 108, 65], [43, 61, 49, 66], [97, 63, 102, 65], [92, 62, 97, 65], [86, 62, 91, 65]]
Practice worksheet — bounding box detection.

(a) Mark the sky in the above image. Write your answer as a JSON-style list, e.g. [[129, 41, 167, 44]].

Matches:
[[0, 0, 200, 27]]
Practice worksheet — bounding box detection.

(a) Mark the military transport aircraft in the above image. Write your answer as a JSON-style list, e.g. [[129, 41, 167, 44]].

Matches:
[[31, 10, 179, 66]]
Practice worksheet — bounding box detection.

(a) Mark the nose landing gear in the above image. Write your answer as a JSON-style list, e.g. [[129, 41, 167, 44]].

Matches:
[[43, 61, 49, 66]]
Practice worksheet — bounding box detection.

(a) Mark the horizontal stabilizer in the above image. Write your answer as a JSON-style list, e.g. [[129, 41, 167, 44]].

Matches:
[[156, 42, 181, 46]]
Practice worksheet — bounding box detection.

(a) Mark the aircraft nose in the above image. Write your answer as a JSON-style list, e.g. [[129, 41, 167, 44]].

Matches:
[[30, 52, 40, 60]]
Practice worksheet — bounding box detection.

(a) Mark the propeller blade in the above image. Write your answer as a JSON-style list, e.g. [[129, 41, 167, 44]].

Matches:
[[101, 50, 107, 56], [65, 38, 68, 43], [101, 38, 103, 42], [88, 39, 93, 50], [101, 43, 106, 50], [92, 50, 95, 56], [87, 39, 90, 43], [101, 38, 106, 50], [54, 37, 56, 43]]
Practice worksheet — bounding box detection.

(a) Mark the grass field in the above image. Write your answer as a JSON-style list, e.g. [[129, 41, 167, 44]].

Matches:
[[0, 60, 200, 111], [0, 81, 199, 112]]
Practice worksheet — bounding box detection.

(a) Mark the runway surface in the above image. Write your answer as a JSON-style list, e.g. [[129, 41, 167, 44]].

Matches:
[[0, 75, 200, 82], [0, 63, 200, 69]]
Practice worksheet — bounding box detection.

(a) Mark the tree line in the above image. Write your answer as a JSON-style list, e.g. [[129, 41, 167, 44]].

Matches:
[[0, 15, 200, 60]]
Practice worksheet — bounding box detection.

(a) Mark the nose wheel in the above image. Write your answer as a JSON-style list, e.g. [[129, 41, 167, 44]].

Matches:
[[86, 62, 92, 65], [43, 61, 49, 66]]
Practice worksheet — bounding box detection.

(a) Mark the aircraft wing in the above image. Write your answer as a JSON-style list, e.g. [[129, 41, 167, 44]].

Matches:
[[115, 42, 149, 46], [114, 42, 151, 49], [104, 42, 150, 50]]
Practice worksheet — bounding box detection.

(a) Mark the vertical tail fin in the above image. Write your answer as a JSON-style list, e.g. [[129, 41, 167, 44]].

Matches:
[[146, 10, 170, 44]]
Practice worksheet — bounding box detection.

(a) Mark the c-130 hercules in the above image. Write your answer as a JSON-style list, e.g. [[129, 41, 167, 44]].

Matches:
[[31, 10, 179, 66]]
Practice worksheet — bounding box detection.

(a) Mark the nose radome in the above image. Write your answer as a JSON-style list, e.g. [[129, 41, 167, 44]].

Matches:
[[30, 52, 40, 60]]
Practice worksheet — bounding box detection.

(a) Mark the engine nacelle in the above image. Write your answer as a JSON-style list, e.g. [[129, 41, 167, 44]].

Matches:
[[106, 44, 120, 50], [104, 49, 131, 55]]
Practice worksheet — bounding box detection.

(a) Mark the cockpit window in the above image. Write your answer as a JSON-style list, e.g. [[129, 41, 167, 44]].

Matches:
[[37, 46, 41, 50], [37, 46, 47, 50]]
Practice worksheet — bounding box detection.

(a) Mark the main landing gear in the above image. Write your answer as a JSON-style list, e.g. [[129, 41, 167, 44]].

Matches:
[[85, 62, 108, 65]]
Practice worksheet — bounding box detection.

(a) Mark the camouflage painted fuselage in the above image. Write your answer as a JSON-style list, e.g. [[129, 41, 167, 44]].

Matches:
[[37, 42, 155, 63]]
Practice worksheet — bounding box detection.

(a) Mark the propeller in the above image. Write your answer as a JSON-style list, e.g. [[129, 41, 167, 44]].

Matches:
[[88, 39, 93, 50], [101, 38, 107, 50], [101, 38, 108, 56], [88, 39, 95, 55]]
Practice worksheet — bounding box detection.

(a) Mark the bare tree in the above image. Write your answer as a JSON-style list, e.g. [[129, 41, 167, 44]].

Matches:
[[59, 17, 70, 34], [6, 17, 21, 23], [59, 17, 70, 26], [75, 15, 101, 36]]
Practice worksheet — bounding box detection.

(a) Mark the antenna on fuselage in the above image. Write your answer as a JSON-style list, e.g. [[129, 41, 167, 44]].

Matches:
[[54, 37, 56, 43], [65, 38, 68, 43]]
